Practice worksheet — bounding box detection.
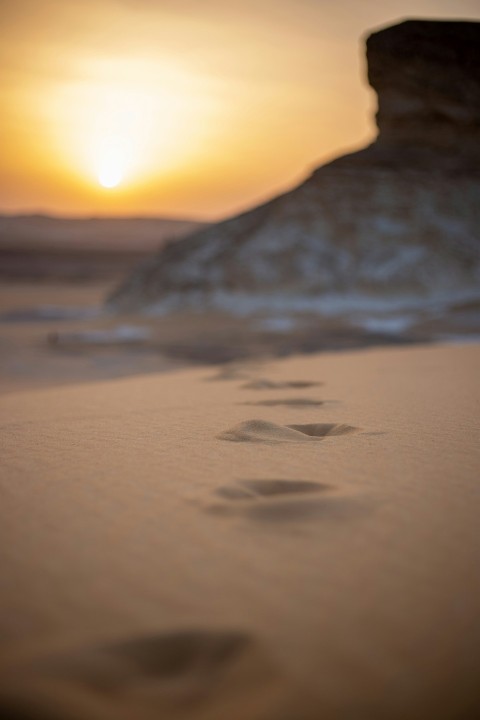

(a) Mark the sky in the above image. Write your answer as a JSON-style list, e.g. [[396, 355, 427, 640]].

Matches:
[[1, 0, 479, 220]]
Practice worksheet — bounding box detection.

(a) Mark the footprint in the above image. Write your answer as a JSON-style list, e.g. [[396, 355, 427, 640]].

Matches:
[[241, 497, 365, 523], [208, 480, 366, 524], [216, 420, 358, 443], [215, 479, 330, 501], [241, 379, 322, 390], [241, 398, 325, 408], [287, 423, 357, 437], [0, 630, 281, 718], [52, 631, 252, 690]]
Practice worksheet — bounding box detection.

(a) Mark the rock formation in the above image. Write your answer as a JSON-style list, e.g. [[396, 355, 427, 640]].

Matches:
[[109, 20, 480, 316]]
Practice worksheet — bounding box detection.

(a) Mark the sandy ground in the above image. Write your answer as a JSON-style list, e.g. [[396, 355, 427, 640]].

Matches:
[[1, 342, 479, 719]]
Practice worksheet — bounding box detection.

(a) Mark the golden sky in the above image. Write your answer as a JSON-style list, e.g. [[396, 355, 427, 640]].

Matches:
[[1, 0, 479, 220]]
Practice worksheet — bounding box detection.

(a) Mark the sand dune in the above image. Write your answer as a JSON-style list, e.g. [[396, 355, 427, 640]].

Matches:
[[1, 343, 479, 718]]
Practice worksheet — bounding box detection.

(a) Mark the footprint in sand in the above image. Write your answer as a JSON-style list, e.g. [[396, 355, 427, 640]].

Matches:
[[241, 398, 326, 408], [208, 479, 364, 523], [215, 478, 331, 500], [241, 379, 322, 390], [217, 419, 358, 443], [1, 630, 280, 717], [50, 631, 253, 690]]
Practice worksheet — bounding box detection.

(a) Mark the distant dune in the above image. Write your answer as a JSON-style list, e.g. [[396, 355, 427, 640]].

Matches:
[[0, 214, 206, 252], [0, 214, 207, 281]]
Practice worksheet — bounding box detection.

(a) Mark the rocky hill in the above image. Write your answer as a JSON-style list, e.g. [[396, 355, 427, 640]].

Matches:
[[109, 20, 480, 316]]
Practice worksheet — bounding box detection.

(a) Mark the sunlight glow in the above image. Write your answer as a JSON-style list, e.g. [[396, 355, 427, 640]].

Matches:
[[79, 65, 212, 192], [90, 91, 142, 190], [96, 134, 127, 188], [21, 56, 227, 210], [98, 169, 122, 188]]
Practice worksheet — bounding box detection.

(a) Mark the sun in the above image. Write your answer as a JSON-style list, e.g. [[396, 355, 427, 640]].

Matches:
[[90, 94, 143, 191], [57, 66, 213, 196], [95, 132, 128, 189], [98, 166, 123, 188]]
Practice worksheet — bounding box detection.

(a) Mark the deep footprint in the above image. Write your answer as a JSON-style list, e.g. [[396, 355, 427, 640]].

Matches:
[[103, 631, 250, 682], [215, 479, 330, 501], [241, 398, 325, 407], [242, 497, 366, 523], [209, 482, 367, 524], [217, 419, 358, 443], [37, 631, 257, 694], [0, 630, 280, 718], [287, 423, 357, 437], [241, 379, 322, 390]]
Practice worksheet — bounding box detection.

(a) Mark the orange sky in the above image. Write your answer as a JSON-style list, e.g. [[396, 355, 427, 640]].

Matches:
[[1, 0, 479, 220]]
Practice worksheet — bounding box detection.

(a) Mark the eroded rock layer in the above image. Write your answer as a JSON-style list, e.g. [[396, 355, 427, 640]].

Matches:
[[109, 20, 480, 315]]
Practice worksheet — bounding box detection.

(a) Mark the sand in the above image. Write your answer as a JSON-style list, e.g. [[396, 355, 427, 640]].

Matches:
[[1, 342, 479, 719]]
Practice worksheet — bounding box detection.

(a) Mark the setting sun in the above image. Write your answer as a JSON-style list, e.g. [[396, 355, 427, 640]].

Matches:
[[98, 170, 122, 189], [97, 159, 124, 189], [96, 135, 128, 189], [1, 0, 479, 219], [89, 88, 145, 191]]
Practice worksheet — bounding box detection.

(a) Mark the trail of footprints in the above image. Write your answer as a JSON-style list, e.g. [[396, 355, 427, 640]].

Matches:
[[0, 371, 367, 719], [208, 369, 363, 522]]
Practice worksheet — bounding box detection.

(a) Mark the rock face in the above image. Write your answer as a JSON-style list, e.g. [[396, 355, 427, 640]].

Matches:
[[366, 20, 480, 160], [109, 20, 480, 315]]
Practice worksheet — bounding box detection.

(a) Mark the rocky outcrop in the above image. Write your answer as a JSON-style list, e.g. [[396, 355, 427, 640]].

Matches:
[[366, 20, 480, 161], [109, 20, 480, 316]]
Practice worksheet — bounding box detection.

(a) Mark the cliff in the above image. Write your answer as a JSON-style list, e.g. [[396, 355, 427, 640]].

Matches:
[[109, 20, 480, 316]]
